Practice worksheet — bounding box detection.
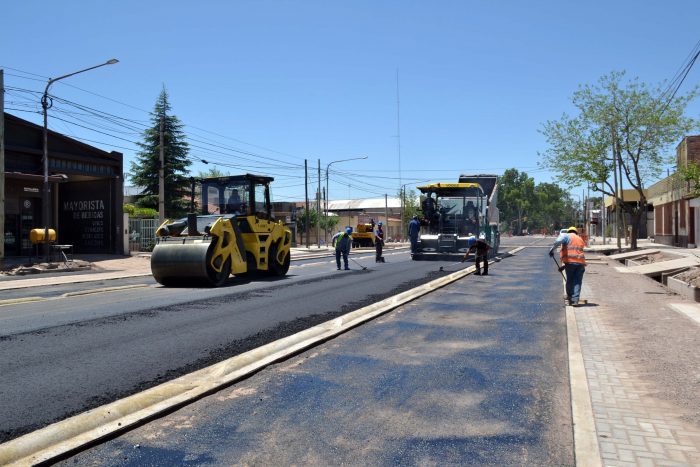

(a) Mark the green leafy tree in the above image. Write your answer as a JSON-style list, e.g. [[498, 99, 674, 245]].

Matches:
[[540, 71, 697, 248], [399, 188, 420, 237], [531, 182, 576, 232], [130, 87, 192, 218], [319, 214, 340, 239], [498, 169, 536, 235], [198, 167, 230, 179], [295, 208, 318, 244]]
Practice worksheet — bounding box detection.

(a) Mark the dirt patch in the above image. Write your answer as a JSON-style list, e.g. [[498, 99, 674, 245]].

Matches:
[[671, 266, 700, 287], [634, 252, 672, 264], [0, 260, 92, 276]]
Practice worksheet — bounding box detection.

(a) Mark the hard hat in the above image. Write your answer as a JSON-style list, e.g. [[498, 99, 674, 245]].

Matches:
[[413, 215, 418, 219], [378, 221, 383, 226], [345, 227, 353, 234], [567, 226, 578, 233]]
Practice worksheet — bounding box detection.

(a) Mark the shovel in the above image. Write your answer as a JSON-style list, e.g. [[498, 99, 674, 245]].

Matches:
[[551, 255, 588, 305], [551, 255, 566, 281], [349, 256, 368, 270]]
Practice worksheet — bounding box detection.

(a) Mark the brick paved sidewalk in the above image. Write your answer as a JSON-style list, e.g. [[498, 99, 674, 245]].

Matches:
[[575, 256, 700, 466]]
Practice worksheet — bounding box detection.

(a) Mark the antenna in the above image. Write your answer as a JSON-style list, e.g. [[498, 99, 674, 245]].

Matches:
[[396, 69, 403, 235], [396, 69, 402, 195]]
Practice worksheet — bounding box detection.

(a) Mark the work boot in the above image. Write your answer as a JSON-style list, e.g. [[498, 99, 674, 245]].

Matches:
[[344, 267, 350, 271], [337, 267, 341, 271], [474, 271, 481, 276]]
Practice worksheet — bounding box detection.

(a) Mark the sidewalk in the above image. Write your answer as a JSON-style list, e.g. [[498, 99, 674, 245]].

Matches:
[[575, 253, 700, 466]]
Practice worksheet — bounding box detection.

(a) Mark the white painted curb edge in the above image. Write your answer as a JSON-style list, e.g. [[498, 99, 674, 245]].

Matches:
[[0, 247, 523, 466], [566, 305, 602, 467]]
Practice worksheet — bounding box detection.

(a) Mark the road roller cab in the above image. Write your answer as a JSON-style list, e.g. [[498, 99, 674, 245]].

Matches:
[[151, 174, 292, 287]]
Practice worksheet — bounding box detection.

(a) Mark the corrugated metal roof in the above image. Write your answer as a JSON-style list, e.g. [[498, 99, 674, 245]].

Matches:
[[328, 197, 401, 210], [124, 186, 146, 196]]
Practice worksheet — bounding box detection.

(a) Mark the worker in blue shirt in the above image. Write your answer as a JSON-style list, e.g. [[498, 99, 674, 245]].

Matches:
[[408, 215, 420, 254], [332, 227, 353, 270], [375, 221, 385, 263]]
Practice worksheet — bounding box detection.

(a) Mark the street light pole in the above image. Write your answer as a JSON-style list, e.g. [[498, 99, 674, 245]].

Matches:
[[41, 58, 118, 261], [325, 155, 367, 236]]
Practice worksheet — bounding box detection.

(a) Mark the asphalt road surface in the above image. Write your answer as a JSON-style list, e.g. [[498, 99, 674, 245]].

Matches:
[[62, 237, 573, 465], [1, 247, 468, 442]]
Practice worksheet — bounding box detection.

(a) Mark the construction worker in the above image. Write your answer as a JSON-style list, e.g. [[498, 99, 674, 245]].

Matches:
[[226, 189, 243, 214], [375, 221, 385, 263], [408, 215, 420, 254], [549, 226, 586, 306], [332, 227, 353, 270], [461, 234, 491, 275]]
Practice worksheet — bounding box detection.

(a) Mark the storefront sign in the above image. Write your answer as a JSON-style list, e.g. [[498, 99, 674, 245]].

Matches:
[[59, 181, 112, 253]]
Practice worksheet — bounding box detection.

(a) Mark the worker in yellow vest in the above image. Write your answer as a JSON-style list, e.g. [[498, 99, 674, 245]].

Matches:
[[549, 226, 586, 306]]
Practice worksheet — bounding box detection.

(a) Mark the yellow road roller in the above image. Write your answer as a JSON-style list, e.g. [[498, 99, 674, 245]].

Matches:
[[151, 174, 292, 286]]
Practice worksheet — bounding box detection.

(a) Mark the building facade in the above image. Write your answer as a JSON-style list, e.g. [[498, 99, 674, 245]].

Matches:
[[2, 113, 124, 259], [647, 136, 700, 248]]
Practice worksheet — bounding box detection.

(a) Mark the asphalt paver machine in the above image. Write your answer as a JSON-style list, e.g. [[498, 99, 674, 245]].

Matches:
[[412, 174, 499, 260], [150, 174, 292, 286]]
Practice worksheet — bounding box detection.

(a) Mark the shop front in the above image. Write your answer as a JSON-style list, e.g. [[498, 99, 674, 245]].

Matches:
[[2, 113, 123, 259]]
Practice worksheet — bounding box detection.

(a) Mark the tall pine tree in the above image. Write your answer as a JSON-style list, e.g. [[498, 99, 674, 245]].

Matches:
[[130, 87, 191, 218]]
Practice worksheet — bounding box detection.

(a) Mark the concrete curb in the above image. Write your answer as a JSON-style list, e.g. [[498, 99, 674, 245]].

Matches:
[[0, 247, 522, 466], [565, 303, 601, 466]]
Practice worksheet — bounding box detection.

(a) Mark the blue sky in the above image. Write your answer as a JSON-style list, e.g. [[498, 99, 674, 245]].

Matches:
[[2, 1, 699, 202]]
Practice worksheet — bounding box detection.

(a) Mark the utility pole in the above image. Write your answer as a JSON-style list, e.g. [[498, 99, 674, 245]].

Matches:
[[396, 70, 403, 240], [384, 194, 389, 239], [158, 114, 165, 224], [400, 186, 405, 240], [316, 159, 321, 248], [323, 187, 327, 244], [304, 159, 309, 248], [618, 150, 627, 246], [0, 69, 5, 261], [611, 124, 621, 249]]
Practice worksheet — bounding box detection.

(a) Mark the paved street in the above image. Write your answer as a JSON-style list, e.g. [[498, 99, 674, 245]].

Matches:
[[0, 248, 457, 443], [1, 237, 699, 466], [61, 241, 575, 466]]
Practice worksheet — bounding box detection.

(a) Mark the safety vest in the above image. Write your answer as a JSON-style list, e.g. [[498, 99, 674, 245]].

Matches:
[[561, 234, 586, 265]]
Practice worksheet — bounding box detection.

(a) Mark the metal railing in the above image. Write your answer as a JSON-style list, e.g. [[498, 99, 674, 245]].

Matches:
[[128, 218, 158, 251]]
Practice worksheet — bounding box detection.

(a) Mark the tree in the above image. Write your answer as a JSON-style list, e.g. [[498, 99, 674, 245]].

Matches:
[[532, 182, 576, 232], [130, 87, 192, 218], [399, 188, 420, 238], [198, 167, 230, 179], [540, 71, 698, 248], [319, 214, 340, 239], [295, 208, 318, 244], [498, 169, 536, 235]]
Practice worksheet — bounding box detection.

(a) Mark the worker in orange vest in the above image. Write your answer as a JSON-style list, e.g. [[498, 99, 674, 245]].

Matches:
[[549, 226, 586, 306]]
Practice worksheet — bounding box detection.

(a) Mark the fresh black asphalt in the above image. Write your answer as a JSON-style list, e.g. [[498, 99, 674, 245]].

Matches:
[[60, 239, 574, 465], [0, 250, 452, 442]]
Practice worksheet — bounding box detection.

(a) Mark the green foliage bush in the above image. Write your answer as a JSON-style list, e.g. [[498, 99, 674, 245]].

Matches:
[[123, 203, 157, 218]]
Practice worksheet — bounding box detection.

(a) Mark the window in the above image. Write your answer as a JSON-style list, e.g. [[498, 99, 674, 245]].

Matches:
[[254, 183, 269, 218]]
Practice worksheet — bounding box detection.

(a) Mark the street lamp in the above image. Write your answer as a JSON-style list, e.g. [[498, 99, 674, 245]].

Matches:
[[41, 59, 119, 261], [325, 156, 368, 240]]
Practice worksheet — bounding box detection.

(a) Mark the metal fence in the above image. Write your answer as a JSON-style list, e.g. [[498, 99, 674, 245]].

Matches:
[[127, 218, 158, 252]]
